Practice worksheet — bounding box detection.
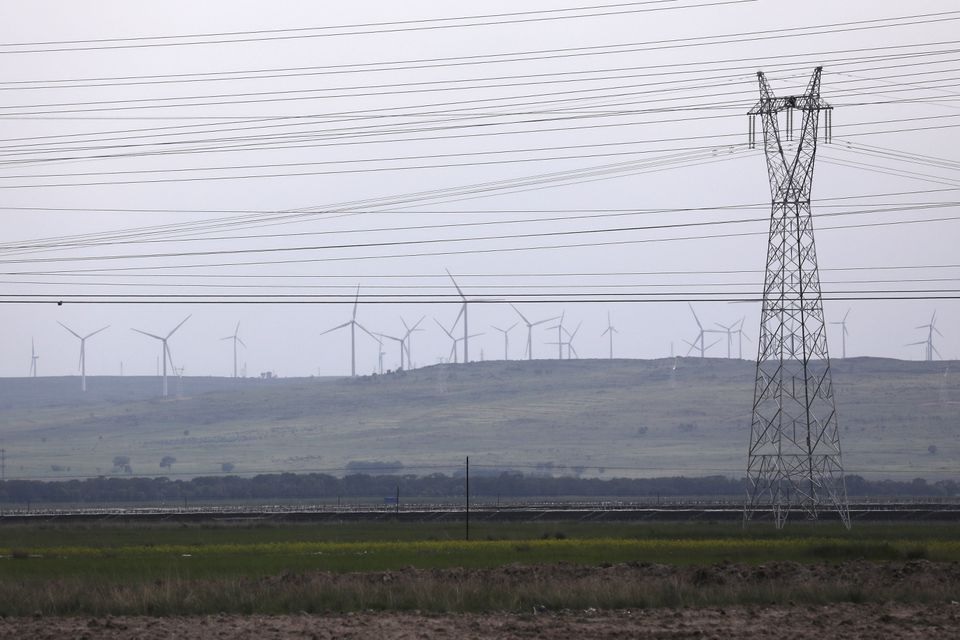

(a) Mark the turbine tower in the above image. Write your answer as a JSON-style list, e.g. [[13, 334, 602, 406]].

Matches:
[[547, 311, 566, 360], [744, 67, 849, 529], [829, 309, 851, 359], [319, 285, 375, 377], [58, 322, 109, 392], [510, 304, 557, 360], [446, 270, 470, 363], [220, 322, 246, 378], [491, 323, 517, 360], [132, 315, 190, 398], [600, 312, 617, 359], [30, 338, 39, 377]]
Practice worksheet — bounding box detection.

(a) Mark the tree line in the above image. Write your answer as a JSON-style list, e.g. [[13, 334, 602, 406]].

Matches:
[[0, 472, 956, 504]]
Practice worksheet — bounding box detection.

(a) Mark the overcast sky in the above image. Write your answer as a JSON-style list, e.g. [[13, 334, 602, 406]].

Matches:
[[0, 0, 957, 378]]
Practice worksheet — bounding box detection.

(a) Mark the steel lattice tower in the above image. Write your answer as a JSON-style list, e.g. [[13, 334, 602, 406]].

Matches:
[[744, 67, 850, 529]]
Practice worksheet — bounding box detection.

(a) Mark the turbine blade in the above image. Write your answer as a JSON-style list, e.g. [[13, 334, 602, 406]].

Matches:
[[165, 342, 176, 373], [166, 315, 191, 339], [236, 337, 246, 348], [57, 322, 82, 340], [531, 316, 560, 327], [319, 321, 351, 336], [352, 285, 361, 320], [843, 308, 851, 322], [510, 303, 531, 325], [446, 269, 466, 300], [688, 303, 703, 330], [507, 322, 518, 332], [132, 328, 163, 340], [354, 322, 378, 341], [434, 318, 455, 339], [85, 325, 110, 339]]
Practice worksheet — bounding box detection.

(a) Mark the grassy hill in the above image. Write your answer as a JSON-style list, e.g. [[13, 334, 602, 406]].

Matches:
[[0, 357, 956, 481]]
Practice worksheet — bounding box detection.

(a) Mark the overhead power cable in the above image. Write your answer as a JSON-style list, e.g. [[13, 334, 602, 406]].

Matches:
[[0, 0, 755, 54]]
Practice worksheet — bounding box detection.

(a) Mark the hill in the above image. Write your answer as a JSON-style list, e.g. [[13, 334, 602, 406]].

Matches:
[[0, 357, 956, 481]]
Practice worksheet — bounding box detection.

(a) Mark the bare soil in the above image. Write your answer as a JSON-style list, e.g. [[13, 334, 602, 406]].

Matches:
[[1, 604, 959, 640]]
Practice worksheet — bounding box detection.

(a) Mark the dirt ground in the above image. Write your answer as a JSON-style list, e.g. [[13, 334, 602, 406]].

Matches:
[[1, 603, 958, 640]]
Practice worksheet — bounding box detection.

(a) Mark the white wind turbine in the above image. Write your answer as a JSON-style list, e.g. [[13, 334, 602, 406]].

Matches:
[[908, 312, 942, 361], [714, 319, 744, 359], [564, 321, 583, 359], [446, 270, 471, 363], [685, 304, 721, 358], [58, 322, 109, 392], [600, 312, 617, 359], [829, 309, 851, 359], [220, 322, 246, 378], [491, 322, 518, 360], [132, 315, 190, 398], [435, 318, 461, 363], [546, 311, 566, 360], [375, 335, 385, 375], [319, 286, 376, 377], [377, 332, 405, 369], [734, 317, 750, 359], [30, 338, 39, 377], [510, 304, 558, 360], [401, 315, 426, 368]]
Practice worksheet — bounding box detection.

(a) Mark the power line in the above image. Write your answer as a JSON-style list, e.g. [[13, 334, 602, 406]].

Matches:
[[0, 1, 754, 54]]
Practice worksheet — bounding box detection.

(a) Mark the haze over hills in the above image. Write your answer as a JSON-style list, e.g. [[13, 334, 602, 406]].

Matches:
[[0, 357, 955, 483]]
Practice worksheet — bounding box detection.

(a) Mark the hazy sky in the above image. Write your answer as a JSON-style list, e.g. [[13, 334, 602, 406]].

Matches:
[[1, 0, 957, 378]]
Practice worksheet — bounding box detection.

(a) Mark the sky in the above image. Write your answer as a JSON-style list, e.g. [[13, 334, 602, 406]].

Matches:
[[0, 0, 958, 378]]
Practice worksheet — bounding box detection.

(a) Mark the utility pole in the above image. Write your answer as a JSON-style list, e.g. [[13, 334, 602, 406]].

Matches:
[[465, 456, 470, 541], [744, 67, 850, 529]]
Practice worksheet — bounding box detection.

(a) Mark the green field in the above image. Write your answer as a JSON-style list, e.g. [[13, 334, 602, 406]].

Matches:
[[0, 357, 957, 482], [0, 521, 957, 615]]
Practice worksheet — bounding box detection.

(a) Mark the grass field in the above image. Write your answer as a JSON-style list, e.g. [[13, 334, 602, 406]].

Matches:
[[0, 357, 957, 482], [0, 521, 957, 615]]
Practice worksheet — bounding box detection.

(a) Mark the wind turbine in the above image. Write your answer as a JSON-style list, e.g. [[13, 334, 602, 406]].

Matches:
[[220, 322, 246, 378], [446, 270, 471, 363], [685, 304, 720, 358], [546, 311, 566, 360], [58, 322, 109, 392], [600, 312, 617, 359], [377, 332, 405, 369], [491, 322, 518, 360], [564, 322, 583, 359], [375, 335, 385, 375], [131, 315, 190, 397], [829, 309, 851, 359], [29, 338, 39, 377], [435, 318, 461, 363], [714, 320, 738, 358], [735, 317, 750, 359], [319, 285, 376, 377], [401, 315, 425, 368], [510, 304, 558, 360], [908, 312, 942, 361]]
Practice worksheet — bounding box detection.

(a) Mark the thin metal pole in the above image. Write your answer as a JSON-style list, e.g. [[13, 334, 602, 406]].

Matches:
[[465, 456, 470, 541]]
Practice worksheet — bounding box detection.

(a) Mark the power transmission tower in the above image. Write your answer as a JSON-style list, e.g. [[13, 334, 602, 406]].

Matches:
[[744, 67, 850, 529]]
